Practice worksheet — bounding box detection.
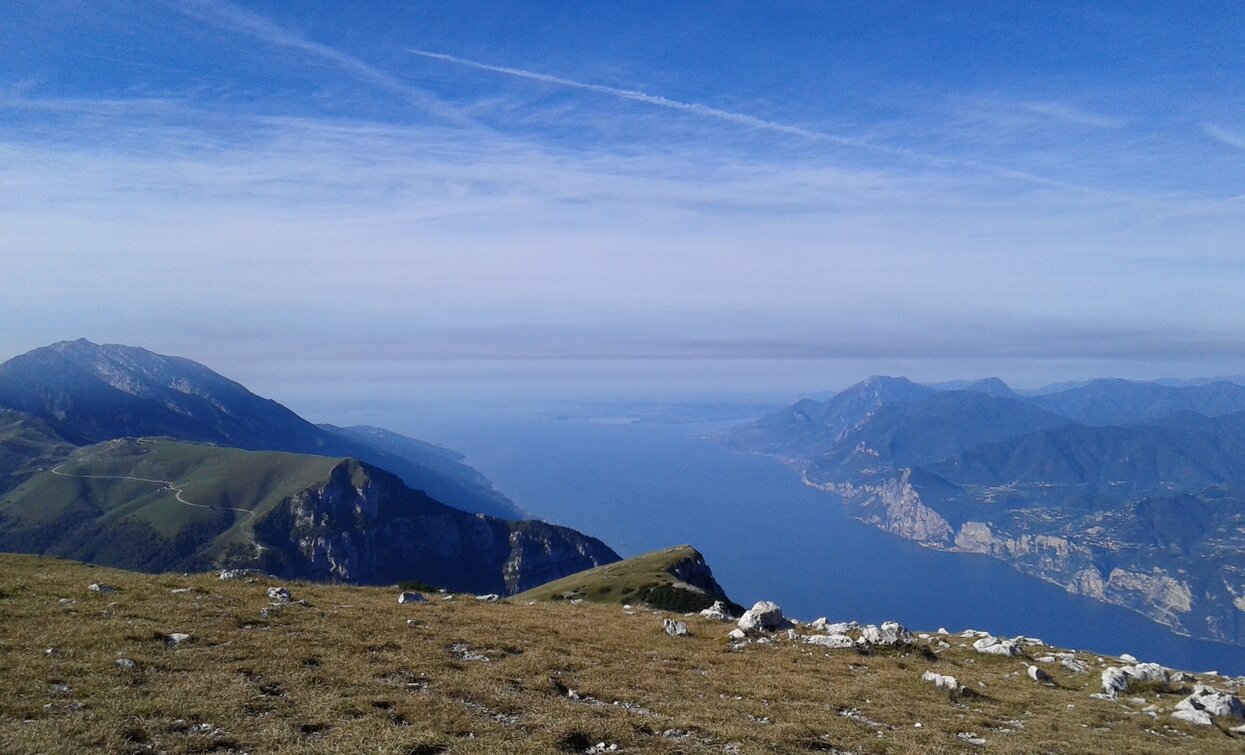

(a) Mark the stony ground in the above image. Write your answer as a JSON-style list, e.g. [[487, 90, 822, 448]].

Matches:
[[1, 553, 1243, 754]]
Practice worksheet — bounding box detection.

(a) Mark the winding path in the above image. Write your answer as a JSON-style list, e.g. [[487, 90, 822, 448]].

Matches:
[[50, 462, 256, 522]]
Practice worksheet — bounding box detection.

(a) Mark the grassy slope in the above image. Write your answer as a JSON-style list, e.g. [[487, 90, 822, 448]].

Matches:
[[515, 545, 720, 608], [0, 409, 74, 496], [0, 439, 343, 568], [0, 554, 1241, 754]]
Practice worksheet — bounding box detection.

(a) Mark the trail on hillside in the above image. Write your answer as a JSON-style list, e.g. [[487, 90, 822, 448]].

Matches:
[[49, 459, 256, 522]]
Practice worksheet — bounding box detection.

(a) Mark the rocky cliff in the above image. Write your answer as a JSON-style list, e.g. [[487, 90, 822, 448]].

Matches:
[[249, 459, 618, 594]]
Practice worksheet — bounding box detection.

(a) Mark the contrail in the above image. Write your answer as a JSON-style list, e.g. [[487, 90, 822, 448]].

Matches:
[[409, 48, 1150, 203], [410, 49, 862, 147]]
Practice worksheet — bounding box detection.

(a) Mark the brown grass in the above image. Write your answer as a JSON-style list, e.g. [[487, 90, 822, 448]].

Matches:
[[0, 554, 1241, 754]]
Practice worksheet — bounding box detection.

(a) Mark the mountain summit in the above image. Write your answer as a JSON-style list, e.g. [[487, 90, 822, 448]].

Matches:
[[0, 340, 522, 519]]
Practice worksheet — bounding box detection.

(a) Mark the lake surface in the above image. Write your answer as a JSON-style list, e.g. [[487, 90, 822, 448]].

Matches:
[[303, 399, 1245, 676]]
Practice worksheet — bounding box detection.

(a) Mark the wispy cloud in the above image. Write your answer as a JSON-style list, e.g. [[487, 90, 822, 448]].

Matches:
[[408, 49, 1153, 204], [1018, 100, 1124, 129], [1205, 124, 1245, 151], [179, 0, 470, 126]]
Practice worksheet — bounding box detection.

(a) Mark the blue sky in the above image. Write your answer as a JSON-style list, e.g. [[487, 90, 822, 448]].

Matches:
[[2, 1, 1244, 400]]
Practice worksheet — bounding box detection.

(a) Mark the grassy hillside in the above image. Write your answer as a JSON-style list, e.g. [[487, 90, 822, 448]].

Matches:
[[0, 554, 1241, 754], [0, 438, 343, 571], [0, 409, 74, 496], [516, 545, 740, 614]]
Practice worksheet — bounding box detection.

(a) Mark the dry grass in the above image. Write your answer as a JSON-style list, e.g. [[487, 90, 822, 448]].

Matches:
[[1, 554, 1241, 754]]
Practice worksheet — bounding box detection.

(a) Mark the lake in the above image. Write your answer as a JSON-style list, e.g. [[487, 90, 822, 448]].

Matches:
[[302, 399, 1245, 676]]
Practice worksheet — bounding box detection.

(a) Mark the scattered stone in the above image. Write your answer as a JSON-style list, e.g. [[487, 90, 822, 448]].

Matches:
[[267, 586, 293, 603], [937, 627, 949, 635], [1027, 665, 1053, 684], [960, 629, 991, 638], [921, 671, 961, 692], [973, 636, 1021, 656], [1100, 667, 1131, 698], [217, 569, 262, 581], [585, 743, 618, 754], [1230, 723, 1245, 735], [43, 647, 57, 656], [49, 683, 71, 695], [1123, 662, 1168, 684], [956, 732, 987, 746], [1175, 684, 1245, 720], [699, 601, 733, 621], [1034, 655, 1057, 663], [115, 658, 140, 671], [663, 619, 689, 637], [449, 643, 489, 662], [1172, 708, 1213, 726], [170, 587, 192, 594], [87, 583, 116, 593], [737, 601, 792, 634], [164, 632, 192, 647], [805, 634, 855, 649], [475, 593, 500, 602], [859, 621, 912, 647], [727, 628, 747, 641], [58, 598, 74, 606], [397, 591, 426, 604], [1062, 657, 1089, 674], [1120, 653, 1138, 664]]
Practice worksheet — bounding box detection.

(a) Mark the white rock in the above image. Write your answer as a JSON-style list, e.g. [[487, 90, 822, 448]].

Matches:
[[397, 591, 426, 604], [475, 593, 500, 602], [727, 628, 747, 641], [1175, 684, 1245, 720], [922, 671, 961, 691], [663, 619, 689, 637], [165, 633, 191, 647], [1122, 662, 1167, 684], [804, 634, 855, 648], [1119, 653, 1138, 664], [1027, 665, 1053, 683], [267, 587, 292, 603], [699, 601, 733, 621], [936, 627, 949, 635], [217, 569, 262, 581], [737, 601, 791, 634], [1100, 667, 1131, 697], [115, 658, 139, 671], [973, 636, 1021, 656], [1061, 657, 1089, 674], [87, 583, 116, 593], [1172, 708, 1213, 726]]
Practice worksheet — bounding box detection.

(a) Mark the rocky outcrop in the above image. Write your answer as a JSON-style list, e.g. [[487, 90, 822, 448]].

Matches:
[[822, 470, 952, 545], [249, 460, 618, 594]]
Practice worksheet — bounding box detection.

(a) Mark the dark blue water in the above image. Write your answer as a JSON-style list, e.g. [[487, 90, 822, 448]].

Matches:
[[302, 400, 1245, 675]]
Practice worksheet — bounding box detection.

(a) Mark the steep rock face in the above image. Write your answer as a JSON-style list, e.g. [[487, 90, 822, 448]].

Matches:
[[814, 470, 953, 545], [663, 547, 733, 600], [250, 460, 618, 594]]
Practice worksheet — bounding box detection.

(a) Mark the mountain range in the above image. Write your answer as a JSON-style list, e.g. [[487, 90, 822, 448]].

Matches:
[[729, 376, 1245, 647], [0, 340, 619, 593]]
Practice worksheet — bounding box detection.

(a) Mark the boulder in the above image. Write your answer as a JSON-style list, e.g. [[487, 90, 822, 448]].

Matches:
[[1061, 657, 1089, 674], [164, 633, 191, 647], [397, 591, 427, 604], [475, 593, 500, 602], [1121, 662, 1167, 684], [267, 587, 292, 603], [727, 628, 747, 641], [1175, 684, 1245, 720], [87, 583, 116, 593], [663, 619, 689, 637], [699, 601, 733, 622], [1100, 667, 1131, 697], [737, 601, 791, 634], [115, 658, 140, 671], [1027, 665, 1052, 683], [922, 671, 961, 692], [804, 634, 855, 649], [1172, 708, 1213, 726], [973, 636, 1021, 656]]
